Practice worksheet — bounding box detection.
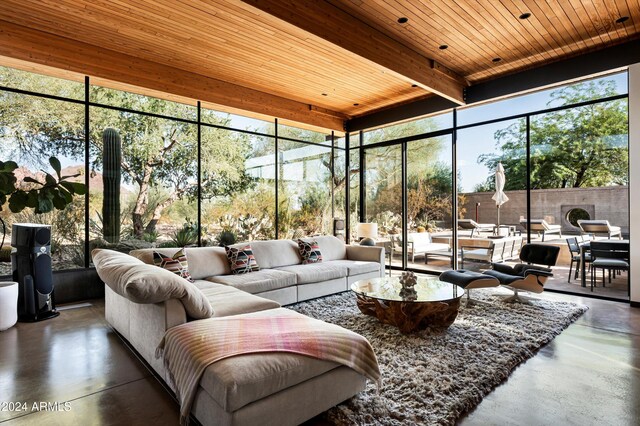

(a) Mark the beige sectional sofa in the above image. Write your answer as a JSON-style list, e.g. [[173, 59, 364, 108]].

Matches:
[[97, 236, 384, 426]]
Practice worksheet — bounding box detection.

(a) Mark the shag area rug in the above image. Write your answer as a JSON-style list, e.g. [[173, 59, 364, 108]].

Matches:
[[288, 290, 588, 426]]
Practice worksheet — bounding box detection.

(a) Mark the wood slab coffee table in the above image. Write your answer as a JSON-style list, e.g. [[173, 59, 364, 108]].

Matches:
[[351, 276, 464, 334]]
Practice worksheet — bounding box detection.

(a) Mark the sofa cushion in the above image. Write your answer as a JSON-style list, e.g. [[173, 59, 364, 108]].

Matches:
[[92, 249, 213, 319], [130, 247, 231, 279], [275, 263, 347, 285], [298, 239, 323, 264], [207, 269, 296, 294], [326, 260, 380, 276], [226, 245, 260, 274], [191, 280, 280, 317], [238, 240, 301, 269], [199, 308, 340, 412], [153, 249, 193, 282], [308, 235, 347, 261]]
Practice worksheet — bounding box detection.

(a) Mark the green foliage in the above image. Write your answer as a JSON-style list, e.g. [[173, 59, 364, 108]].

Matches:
[[156, 241, 178, 249], [0, 67, 255, 239], [0, 156, 86, 214], [142, 230, 159, 243], [0, 156, 87, 248], [216, 229, 237, 247], [478, 80, 628, 190], [170, 221, 198, 247]]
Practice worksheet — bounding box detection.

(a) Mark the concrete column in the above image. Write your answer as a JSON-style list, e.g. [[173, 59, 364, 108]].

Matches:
[[629, 63, 640, 305]]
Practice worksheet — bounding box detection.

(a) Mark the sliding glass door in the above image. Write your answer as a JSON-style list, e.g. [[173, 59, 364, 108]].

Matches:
[[406, 136, 453, 273], [363, 145, 404, 269]]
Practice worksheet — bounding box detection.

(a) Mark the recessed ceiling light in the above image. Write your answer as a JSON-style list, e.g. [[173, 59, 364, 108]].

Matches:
[[321, 93, 328, 96], [492, 57, 502, 63], [519, 12, 531, 20], [439, 44, 448, 50], [353, 103, 359, 106], [411, 84, 418, 87], [616, 16, 629, 24], [397, 17, 408, 24]]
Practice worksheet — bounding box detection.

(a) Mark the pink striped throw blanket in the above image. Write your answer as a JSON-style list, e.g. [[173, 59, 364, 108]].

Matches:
[[156, 308, 380, 425]]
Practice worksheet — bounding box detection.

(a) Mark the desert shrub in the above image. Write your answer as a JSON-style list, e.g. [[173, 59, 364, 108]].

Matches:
[[170, 221, 198, 247], [142, 230, 159, 243], [216, 229, 237, 247]]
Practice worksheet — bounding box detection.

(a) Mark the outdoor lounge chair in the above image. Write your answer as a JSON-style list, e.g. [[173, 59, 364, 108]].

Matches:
[[483, 243, 560, 302], [458, 219, 495, 237], [519, 219, 562, 241], [577, 220, 622, 239]]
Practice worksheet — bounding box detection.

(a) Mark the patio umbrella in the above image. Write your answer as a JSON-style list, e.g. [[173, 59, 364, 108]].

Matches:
[[491, 163, 509, 227]]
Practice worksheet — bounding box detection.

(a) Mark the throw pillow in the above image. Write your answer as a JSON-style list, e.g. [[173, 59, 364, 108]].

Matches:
[[225, 245, 260, 274], [297, 239, 323, 264], [153, 249, 194, 282]]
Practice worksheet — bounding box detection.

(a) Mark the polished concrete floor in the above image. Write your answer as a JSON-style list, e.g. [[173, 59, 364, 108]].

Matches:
[[1, 292, 639, 425]]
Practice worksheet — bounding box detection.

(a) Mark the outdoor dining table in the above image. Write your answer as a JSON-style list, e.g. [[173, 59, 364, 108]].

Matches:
[[580, 239, 629, 287]]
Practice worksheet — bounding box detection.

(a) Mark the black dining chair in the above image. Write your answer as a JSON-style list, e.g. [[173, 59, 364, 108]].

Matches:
[[589, 241, 629, 292], [566, 237, 591, 283]]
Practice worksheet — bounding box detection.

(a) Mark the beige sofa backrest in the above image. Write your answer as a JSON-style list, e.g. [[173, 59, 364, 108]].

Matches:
[[130, 247, 231, 280], [130, 235, 348, 277], [302, 235, 347, 261], [240, 239, 301, 269]]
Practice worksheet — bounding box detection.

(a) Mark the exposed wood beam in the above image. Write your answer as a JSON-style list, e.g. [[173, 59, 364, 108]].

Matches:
[[0, 20, 346, 131], [241, 0, 467, 105]]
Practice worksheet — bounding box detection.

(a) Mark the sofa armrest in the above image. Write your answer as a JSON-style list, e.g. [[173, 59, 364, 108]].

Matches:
[[346, 245, 385, 264]]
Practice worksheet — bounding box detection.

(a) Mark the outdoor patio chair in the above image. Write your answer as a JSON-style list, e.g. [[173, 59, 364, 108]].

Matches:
[[519, 219, 562, 241], [458, 219, 495, 237], [566, 237, 591, 283], [482, 243, 560, 302], [577, 220, 622, 239], [589, 241, 629, 292]]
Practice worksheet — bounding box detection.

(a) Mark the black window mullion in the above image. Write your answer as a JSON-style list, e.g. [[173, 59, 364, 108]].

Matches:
[[197, 101, 202, 247], [84, 76, 90, 268]]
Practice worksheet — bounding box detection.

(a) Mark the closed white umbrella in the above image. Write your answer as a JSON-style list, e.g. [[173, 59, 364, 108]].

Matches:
[[491, 163, 509, 227]]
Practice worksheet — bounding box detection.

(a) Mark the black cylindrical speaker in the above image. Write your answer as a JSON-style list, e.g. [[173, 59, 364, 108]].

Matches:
[[11, 223, 59, 322]]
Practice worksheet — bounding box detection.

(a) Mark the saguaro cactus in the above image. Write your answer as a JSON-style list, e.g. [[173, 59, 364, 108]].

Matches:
[[102, 128, 122, 243]]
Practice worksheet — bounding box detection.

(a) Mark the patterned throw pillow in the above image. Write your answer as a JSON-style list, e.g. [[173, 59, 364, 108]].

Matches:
[[153, 249, 194, 282], [225, 245, 260, 274], [298, 239, 323, 264]]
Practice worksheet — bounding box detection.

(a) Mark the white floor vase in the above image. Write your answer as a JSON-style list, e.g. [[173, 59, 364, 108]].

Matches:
[[0, 282, 18, 331]]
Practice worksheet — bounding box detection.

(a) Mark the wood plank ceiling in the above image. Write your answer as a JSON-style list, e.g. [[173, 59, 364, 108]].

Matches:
[[0, 0, 638, 131], [330, 0, 640, 83]]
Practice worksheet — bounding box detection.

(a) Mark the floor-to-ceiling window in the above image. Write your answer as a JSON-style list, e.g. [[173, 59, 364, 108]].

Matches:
[[353, 71, 630, 301], [0, 67, 86, 272], [406, 135, 453, 272], [364, 144, 404, 267], [456, 119, 527, 273], [0, 64, 345, 278], [360, 113, 454, 271]]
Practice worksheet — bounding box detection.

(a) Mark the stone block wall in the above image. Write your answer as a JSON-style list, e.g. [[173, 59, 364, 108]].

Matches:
[[461, 186, 629, 235]]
